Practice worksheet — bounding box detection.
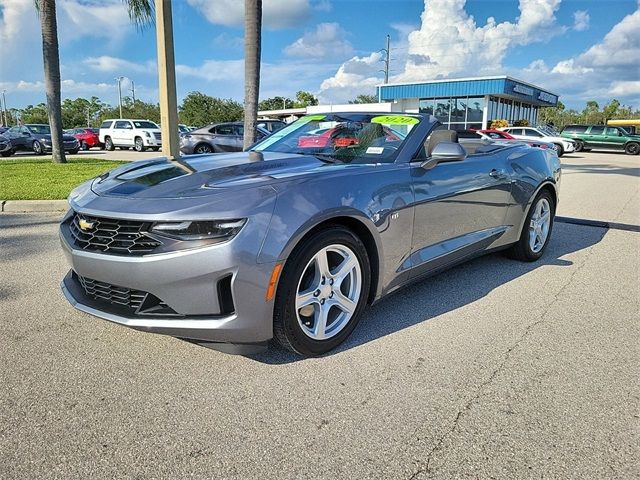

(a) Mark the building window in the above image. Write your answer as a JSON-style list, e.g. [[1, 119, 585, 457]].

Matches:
[[467, 97, 484, 122], [434, 99, 450, 123], [450, 98, 465, 123], [419, 99, 434, 116]]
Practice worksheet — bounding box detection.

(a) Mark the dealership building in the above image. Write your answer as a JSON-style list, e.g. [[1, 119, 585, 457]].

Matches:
[[376, 75, 559, 130]]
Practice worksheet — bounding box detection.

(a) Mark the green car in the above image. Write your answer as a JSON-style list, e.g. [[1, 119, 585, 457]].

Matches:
[[560, 124, 640, 155]]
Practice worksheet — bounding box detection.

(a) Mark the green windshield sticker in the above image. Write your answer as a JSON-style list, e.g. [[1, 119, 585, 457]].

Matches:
[[371, 115, 419, 125], [299, 115, 326, 123]]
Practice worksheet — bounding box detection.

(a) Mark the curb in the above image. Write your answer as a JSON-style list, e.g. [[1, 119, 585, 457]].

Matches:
[[1, 200, 69, 213]]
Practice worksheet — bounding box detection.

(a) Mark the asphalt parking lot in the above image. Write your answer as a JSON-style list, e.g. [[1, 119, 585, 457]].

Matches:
[[1, 151, 638, 479]]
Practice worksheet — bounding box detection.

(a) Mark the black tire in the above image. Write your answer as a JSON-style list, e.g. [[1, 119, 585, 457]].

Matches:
[[554, 144, 564, 157], [582, 148, 591, 152], [134, 137, 145, 152], [104, 137, 114, 151], [194, 143, 213, 154], [574, 140, 584, 152], [506, 190, 555, 262], [81, 141, 89, 151], [624, 142, 639, 155], [1, 151, 11, 157], [273, 226, 371, 356], [151, 147, 160, 151], [32, 140, 44, 155], [68, 148, 79, 155]]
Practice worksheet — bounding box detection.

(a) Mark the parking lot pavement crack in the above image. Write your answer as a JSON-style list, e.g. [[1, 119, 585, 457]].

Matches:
[[406, 231, 605, 479]]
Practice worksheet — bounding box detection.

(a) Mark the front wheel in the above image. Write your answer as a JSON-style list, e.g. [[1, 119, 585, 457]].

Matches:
[[554, 144, 564, 157], [507, 190, 555, 262], [625, 142, 639, 155], [32, 140, 44, 155], [134, 137, 145, 152], [1, 151, 11, 157], [68, 148, 79, 155], [81, 141, 89, 151], [273, 227, 371, 356], [574, 140, 584, 152]]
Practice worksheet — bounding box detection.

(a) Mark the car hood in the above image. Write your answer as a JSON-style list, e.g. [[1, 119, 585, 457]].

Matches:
[[90, 151, 340, 199]]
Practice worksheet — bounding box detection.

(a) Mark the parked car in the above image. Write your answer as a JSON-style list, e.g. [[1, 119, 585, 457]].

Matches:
[[477, 129, 556, 151], [180, 122, 269, 154], [560, 124, 640, 155], [607, 119, 639, 135], [257, 119, 287, 133], [4, 124, 79, 155], [68, 128, 101, 150], [99, 119, 161, 152], [502, 126, 574, 156], [0, 126, 8, 135], [0, 133, 12, 157], [60, 112, 560, 357], [297, 124, 402, 149]]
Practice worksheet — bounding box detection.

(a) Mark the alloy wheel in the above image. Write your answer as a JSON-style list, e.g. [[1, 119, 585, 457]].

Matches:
[[295, 244, 362, 340], [529, 198, 551, 253]]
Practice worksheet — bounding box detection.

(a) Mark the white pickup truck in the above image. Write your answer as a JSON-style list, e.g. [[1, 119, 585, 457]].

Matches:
[[99, 119, 162, 152]]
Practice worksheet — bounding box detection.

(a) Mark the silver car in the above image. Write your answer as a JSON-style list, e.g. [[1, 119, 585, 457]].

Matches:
[[180, 122, 269, 154], [60, 112, 561, 356]]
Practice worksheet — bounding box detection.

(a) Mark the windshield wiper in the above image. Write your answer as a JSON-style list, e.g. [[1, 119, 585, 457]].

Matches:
[[292, 151, 342, 163]]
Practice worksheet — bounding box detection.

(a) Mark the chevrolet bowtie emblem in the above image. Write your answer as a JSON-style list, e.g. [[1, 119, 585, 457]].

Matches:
[[78, 219, 95, 231]]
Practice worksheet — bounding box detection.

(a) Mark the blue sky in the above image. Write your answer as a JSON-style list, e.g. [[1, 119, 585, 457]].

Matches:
[[1, 0, 639, 111]]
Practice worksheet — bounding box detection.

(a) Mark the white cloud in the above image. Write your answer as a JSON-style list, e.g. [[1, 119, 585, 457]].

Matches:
[[610, 80, 640, 97], [318, 52, 382, 103], [83, 56, 156, 74], [186, 0, 311, 29], [284, 23, 353, 59], [176, 60, 245, 82], [314, 0, 332, 12], [551, 59, 593, 74], [572, 10, 590, 31]]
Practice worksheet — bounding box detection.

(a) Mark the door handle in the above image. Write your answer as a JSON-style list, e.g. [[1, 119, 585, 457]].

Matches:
[[489, 169, 507, 179]]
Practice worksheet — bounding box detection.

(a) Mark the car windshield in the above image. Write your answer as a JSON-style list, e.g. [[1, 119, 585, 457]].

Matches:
[[133, 121, 158, 129], [537, 125, 558, 136], [251, 113, 418, 164], [89, 128, 99, 134], [27, 125, 51, 135]]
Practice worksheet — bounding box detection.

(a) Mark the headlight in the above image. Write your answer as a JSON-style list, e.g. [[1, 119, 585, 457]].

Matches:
[[150, 219, 246, 241], [41, 137, 51, 143], [144, 131, 151, 138]]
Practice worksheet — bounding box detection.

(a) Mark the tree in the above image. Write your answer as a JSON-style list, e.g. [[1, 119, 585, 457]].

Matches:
[[349, 94, 378, 104], [61, 96, 106, 128], [294, 90, 318, 108], [179, 92, 243, 126], [36, 0, 65, 163], [36, 0, 152, 163], [243, 0, 262, 149], [258, 96, 294, 111], [603, 99, 620, 123], [20, 103, 49, 124]]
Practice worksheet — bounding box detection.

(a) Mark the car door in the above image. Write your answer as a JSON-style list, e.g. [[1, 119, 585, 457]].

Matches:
[[604, 127, 626, 150], [585, 125, 605, 148], [409, 146, 512, 279], [113, 120, 131, 146], [211, 124, 237, 152], [521, 128, 544, 141], [6, 127, 25, 150], [233, 125, 245, 150]]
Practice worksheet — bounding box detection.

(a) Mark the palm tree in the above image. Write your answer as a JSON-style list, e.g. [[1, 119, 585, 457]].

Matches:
[[36, 0, 152, 164], [243, 0, 262, 150]]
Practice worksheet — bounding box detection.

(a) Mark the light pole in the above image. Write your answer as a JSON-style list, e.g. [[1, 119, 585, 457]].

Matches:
[[115, 76, 124, 118], [130, 80, 136, 104], [1, 90, 7, 126]]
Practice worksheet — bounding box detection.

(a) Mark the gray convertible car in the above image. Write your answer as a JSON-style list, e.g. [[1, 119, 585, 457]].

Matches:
[[60, 112, 561, 356]]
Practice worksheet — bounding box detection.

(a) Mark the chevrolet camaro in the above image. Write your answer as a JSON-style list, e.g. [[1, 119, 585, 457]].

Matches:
[[60, 112, 561, 356]]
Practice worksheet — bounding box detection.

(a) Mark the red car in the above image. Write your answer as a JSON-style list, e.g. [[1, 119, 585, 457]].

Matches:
[[298, 125, 401, 148], [477, 129, 516, 139], [68, 128, 102, 150]]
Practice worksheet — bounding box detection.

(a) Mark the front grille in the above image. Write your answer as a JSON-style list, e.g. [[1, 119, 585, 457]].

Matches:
[[76, 273, 177, 316], [153, 132, 162, 140], [69, 213, 162, 255]]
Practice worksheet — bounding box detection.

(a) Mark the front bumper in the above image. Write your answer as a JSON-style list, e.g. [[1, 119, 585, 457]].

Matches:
[[43, 141, 79, 151], [59, 219, 277, 348], [143, 136, 162, 147]]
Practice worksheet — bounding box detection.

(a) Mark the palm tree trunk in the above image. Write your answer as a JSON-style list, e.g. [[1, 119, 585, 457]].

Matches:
[[38, 0, 65, 163], [243, 0, 262, 150]]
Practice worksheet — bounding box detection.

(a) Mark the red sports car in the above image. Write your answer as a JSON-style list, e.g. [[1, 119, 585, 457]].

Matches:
[[69, 128, 102, 150], [298, 125, 401, 149]]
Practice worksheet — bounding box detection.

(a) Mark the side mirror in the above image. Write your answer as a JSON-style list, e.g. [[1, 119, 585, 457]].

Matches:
[[421, 141, 467, 169]]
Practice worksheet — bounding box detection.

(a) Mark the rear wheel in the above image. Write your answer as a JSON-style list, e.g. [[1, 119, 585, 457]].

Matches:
[[507, 190, 555, 262], [194, 143, 213, 154], [574, 140, 584, 152], [554, 144, 564, 157], [81, 141, 89, 150], [1, 151, 11, 157], [625, 142, 639, 155], [104, 137, 114, 151], [273, 227, 371, 356]]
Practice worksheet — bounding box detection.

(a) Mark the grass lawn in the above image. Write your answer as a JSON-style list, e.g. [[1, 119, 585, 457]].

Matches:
[[0, 157, 123, 200]]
